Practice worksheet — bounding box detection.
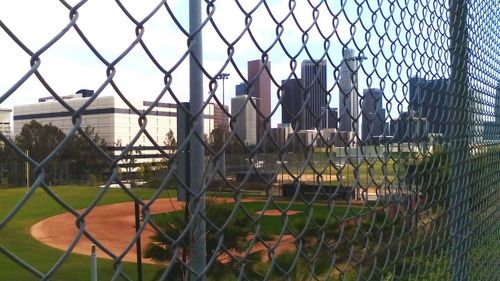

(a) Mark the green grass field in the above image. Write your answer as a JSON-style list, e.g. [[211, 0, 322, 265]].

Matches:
[[0, 186, 171, 281], [0, 186, 369, 280], [155, 201, 365, 237]]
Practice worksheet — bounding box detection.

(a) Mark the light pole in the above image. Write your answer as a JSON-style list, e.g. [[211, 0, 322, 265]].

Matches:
[[216, 73, 230, 177]]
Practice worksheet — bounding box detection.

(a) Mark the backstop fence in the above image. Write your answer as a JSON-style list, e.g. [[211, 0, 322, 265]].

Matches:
[[0, 0, 498, 280]]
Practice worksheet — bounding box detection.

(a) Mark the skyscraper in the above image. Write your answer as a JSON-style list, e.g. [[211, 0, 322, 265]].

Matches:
[[231, 95, 257, 145], [301, 60, 327, 129], [214, 104, 229, 129], [235, 82, 247, 96], [281, 78, 303, 130], [390, 111, 429, 142], [361, 88, 385, 143], [247, 59, 271, 139], [339, 48, 363, 133], [327, 107, 338, 129], [409, 77, 450, 135]]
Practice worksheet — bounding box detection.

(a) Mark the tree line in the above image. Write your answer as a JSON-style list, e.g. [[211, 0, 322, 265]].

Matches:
[[0, 120, 110, 185]]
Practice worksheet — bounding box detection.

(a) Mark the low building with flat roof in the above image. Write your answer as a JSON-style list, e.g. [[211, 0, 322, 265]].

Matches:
[[13, 92, 215, 160]]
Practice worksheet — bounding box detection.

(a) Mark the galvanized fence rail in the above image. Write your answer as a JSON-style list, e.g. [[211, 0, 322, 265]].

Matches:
[[0, 0, 498, 280]]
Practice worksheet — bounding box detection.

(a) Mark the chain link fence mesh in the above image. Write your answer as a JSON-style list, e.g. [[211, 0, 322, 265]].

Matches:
[[0, 0, 498, 280]]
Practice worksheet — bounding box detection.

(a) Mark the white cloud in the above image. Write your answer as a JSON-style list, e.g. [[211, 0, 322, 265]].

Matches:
[[1, 0, 444, 125]]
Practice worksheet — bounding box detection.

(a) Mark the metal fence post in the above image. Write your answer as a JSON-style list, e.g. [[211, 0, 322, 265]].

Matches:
[[449, 0, 470, 280], [177, 103, 191, 202], [189, 0, 206, 280], [90, 244, 97, 281], [134, 199, 143, 281]]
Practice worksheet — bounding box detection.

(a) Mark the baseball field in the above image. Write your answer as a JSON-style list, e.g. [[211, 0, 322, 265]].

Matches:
[[1, 185, 366, 280]]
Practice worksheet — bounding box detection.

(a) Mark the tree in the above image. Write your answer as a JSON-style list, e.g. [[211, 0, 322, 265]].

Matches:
[[144, 199, 263, 280], [66, 126, 110, 178], [413, 147, 451, 211], [13, 121, 110, 184], [115, 139, 142, 187], [15, 120, 67, 163], [165, 129, 176, 154], [13, 121, 73, 184], [207, 127, 229, 152], [0, 139, 17, 163]]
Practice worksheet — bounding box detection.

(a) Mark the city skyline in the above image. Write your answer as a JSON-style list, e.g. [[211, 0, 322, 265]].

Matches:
[[0, 1, 450, 129]]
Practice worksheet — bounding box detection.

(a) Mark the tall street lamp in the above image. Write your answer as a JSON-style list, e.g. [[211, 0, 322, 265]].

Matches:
[[216, 73, 230, 177]]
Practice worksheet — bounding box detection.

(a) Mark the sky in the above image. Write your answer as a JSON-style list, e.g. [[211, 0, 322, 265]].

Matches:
[[0, 0, 453, 127]]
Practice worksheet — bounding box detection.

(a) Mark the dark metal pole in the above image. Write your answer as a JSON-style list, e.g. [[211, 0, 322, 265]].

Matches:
[[134, 199, 143, 281], [177, 103, 191, 276], [189, 0, 206, 280], [449, 1, 470, 280]]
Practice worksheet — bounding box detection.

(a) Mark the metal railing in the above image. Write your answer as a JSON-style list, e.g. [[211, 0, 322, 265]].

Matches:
[[0, 0, 498, 280]]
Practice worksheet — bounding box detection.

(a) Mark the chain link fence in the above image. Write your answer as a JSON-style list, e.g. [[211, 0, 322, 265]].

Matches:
[[0, 0, 498, 280]]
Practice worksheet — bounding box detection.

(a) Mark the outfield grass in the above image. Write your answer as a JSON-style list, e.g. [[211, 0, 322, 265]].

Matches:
[[236, 201, 364, 236], [152, 201, 367, 238], [0, 186, 174, 281]]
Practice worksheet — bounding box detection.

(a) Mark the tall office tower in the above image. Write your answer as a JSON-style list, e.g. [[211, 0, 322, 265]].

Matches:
[[361, 88, 385, 143], [247, 59, 271, 139], [214, 104, 229, 129], [301, 60, 328, 129], [231, 95, 257, 145], [235, 82, 247, 96], [384, 122, 390, 136], [327, 107, 338, 129], [281, 78, 303, 130], [409, 77, 450, 135], [390, 111, 429, 142], [339, 48, 361, 133]]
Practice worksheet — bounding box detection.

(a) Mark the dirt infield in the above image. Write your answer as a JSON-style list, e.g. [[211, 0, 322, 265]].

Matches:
[[31, 198, 185, 264], [30, 198, 295, 264]]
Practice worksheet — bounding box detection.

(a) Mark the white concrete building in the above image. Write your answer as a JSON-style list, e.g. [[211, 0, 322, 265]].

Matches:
[[13, 93, 215, 154]]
